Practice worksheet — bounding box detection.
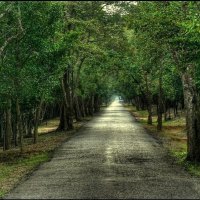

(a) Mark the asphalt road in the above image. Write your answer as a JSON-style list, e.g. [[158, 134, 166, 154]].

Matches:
[[4, 100, 200, 199]]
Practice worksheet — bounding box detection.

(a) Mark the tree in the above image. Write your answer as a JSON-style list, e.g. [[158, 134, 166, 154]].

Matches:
[[124, 1, 200, 161]]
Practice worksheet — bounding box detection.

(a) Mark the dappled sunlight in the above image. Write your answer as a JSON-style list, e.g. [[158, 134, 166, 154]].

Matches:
[[38, 118, 59, 135]]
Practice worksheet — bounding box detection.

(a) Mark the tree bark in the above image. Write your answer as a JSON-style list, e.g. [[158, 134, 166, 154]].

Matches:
[[79, 96, 86, 118], [157, 68, 163, 131], [73, 95, 82, 121], [144, 73, 152, 125], [5, 99, 12, 150], [12, 115, 17, 146], [94, 94, 100, 113], [33, 100, 43, 144], [16, 98, 23, 152], [59, 73, 74, 131], [0, 113, 4, 142], [63, 72, 74, 130], [1, 112, 5, 149], [27, 111, 34, 138], [57, 103, 69, 131], [164, 100, 167, 121], [135, 97, 140, 111], [84, 98, 89, 116], [182, 69, 200, 162], [88, 95, 94, 116]]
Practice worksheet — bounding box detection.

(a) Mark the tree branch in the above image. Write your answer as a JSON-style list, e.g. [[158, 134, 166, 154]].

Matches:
[[0, 2, 25, 57]]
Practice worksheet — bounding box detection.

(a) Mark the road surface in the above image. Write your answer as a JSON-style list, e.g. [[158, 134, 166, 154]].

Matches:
[[5, 100, 200, 199]]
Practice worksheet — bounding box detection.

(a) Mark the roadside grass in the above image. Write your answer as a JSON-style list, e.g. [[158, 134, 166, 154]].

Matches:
[[124, 104, 200, 177], [0, 116, 91, 198], [0, 153, 49, 197]]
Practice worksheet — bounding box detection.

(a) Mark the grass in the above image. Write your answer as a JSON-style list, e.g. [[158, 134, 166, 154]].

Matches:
[[170, 150, 200, 177], [0, 153, 49, 197], [0, 116, 92, 198], [124, 104, 200, 177]]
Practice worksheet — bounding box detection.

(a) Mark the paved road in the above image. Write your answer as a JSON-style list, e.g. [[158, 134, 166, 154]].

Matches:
[[5, 100, 200, 199]]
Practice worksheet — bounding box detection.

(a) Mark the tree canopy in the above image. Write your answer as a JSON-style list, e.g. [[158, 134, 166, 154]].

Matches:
[[0, 1, 200, 162]]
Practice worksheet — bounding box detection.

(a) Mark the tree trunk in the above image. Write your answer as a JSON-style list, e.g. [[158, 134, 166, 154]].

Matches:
[[57, 103, 69, 131], [5, 99, 12, 150], [88, 95, 94, 116], [84, 98, 89, 116], [182, 70, 200, 162], [0, 119, 2, 141], [147, 104, 153, 125], [16, 98, 23, 152], [58, 78, 70, 131], [1, 112, 5, 149], [157, 68, 163, 131], [79, 96, 86, 118], [61, 72, 74, 130], [94, 94, 100, 113], [174, 101, 178, 118], [74, 95, 82, 121], [164, 101, 167, 121], [144, 73, 152, 125], [135, 97, 140, 111], [33, 100, 43, 144], [12, 113, 17, 147], [24, 118, 28, 137], [27, 111, 33, 138]]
